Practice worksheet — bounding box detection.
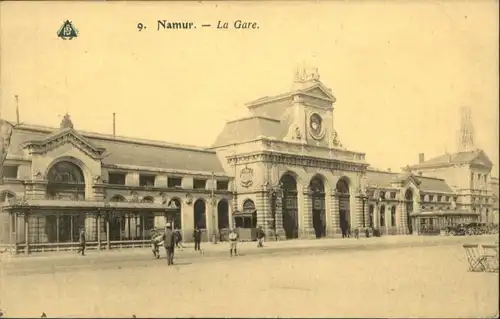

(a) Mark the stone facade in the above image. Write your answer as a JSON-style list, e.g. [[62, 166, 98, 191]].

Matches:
[[0, 68, 498, 249]]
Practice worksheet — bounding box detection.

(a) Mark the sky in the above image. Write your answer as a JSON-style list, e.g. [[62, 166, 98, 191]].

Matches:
[[1, 1, 498, 175]]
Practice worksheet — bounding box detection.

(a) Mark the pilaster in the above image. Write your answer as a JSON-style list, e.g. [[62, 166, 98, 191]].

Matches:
[[399, 202, 408, 235], [330, 190, 340, 237], [24, 179, 48, 199], [255, 189, 267, 230], [92, 184, 106, 201], [275, 194, 286, 240], [301, 187, 315, 239], [355, 195, 363, 230]]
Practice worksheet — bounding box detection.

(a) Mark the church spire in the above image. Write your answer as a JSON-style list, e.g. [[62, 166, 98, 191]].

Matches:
[[457, 106, 475, 153]]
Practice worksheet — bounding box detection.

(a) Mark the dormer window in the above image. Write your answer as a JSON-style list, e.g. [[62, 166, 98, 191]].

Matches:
[[139, 174, 155, 187], [3, 165, 18, 179], [167, 177, 182, 188], [193, 179, 207, 190]]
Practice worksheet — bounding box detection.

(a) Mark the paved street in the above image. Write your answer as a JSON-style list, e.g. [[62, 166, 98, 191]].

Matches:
[[0, 235, 498, 318]]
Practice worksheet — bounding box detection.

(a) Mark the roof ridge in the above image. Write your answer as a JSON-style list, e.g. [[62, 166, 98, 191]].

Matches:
[[226, 115, 280, 124], [13, 122, 215, 153]]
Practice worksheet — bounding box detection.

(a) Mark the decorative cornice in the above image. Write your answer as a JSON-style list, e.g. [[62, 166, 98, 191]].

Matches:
[[227, 151, 368, 172]]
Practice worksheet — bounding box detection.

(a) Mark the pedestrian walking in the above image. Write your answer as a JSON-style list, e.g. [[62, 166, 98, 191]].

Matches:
[[76, 229, 86, 256], [193, 226, 202, 252], [164, 223, 176, 266], [228, 228, 239, 257], [175, 230, 184, 250], [354, 227, 360, 239], [257, 225, 265, 248]]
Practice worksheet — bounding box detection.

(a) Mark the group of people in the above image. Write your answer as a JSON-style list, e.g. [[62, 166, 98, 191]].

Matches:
[[151, 224, 268, 264]]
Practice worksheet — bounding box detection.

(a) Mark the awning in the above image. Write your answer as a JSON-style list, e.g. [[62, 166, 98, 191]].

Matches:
[[2, 199, 176, 213]]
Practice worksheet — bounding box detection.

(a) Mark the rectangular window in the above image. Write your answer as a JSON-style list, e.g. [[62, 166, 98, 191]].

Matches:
[[108, 172, 126, 185], [390, 192, 396, 199], [445, 196, 450, 202], [379, 191, 386, 200], [3, 165, 18, 179], [437, 195, 442, 202], [139, 174, 155, 187], [429, 195, 434, 202], [217, 180, 229, 191], [168, 177, 182, 188], [420, 195, 425, 202], [193, 179, 207, 190]]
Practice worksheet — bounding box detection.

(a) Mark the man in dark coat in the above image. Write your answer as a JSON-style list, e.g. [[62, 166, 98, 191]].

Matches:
[[76, 229, 86, 256], [163, 223, 176, 266], [257, 225, 265, 248], [193, 226, 202, 251]]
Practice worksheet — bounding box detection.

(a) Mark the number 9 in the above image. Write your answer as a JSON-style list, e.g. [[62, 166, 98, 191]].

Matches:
[[137, 23, 144, 31]]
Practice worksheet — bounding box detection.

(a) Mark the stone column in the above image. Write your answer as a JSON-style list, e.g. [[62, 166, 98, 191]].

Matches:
[[330, 191, 340, 237], [256, 189, 268, 231], [301, 187, 315, 239], [355, 195, 363, 230], [275, 194, 286, 240], [400, 202, 408, 235]]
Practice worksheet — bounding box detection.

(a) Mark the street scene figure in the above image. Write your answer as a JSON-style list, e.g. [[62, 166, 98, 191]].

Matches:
[[175, 230, 184, 250], [257, 225, 265, 248], [163, 223, 175, 266], [150, 229, 164, 259], [228, 228, 239, 257], [193, 227, 202, 252], [76, 229, 86, 256]]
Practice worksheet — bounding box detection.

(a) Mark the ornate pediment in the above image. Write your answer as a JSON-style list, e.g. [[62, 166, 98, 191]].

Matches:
[[300, 84, 336, 102], [399, 172, 422, 188], [21, 128, 108, 160]]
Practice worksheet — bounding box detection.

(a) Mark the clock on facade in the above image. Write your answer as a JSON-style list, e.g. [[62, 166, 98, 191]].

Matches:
[[309, 113, 325, 140]]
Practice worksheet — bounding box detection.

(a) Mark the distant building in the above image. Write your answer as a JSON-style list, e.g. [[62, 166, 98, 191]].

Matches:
[[0, 67, 497, 253]]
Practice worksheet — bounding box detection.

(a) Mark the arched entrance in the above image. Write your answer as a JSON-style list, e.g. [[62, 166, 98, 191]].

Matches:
[[309, 175, 326, 238], [217, 199, 229, 230], [167, 198, 182, 230], [405, 189, 414, 234], [280, 174, 298, 239], [234, 199, 257, 228], [46, 161, 86, 242], [194, 199, 207, 229], [336, 177, 350, 234], [368, 204, 374, 227]]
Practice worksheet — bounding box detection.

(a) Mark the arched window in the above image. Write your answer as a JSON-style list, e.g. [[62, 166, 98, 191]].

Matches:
[[47, 161, 85, 184], [368, 204, 374, 227], [194, 199, 207, 229], [380, 205, 386, 227], [168, 198, 182, 230], [390, 206, 396, 226]]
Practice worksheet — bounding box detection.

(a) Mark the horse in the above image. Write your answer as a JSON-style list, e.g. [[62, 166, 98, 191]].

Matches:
[[150, 232, 164, 259]]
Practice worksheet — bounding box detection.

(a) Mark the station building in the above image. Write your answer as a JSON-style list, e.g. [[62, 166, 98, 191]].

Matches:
[[0, 68, 497, 253]]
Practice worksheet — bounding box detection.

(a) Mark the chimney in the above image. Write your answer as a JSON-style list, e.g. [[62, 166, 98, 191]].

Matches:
[[112, 113, 116, 138], [418, 153, 425, 164]]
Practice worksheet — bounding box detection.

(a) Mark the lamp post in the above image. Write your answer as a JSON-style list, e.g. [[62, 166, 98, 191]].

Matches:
[[269, 183, 283, 241], [358, 189, 368, 228], [211, 172, 217, 244], [104, 201, 110, 250]]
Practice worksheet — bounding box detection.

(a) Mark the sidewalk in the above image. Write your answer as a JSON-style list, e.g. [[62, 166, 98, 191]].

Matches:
[[2, 234, 496, 263]]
